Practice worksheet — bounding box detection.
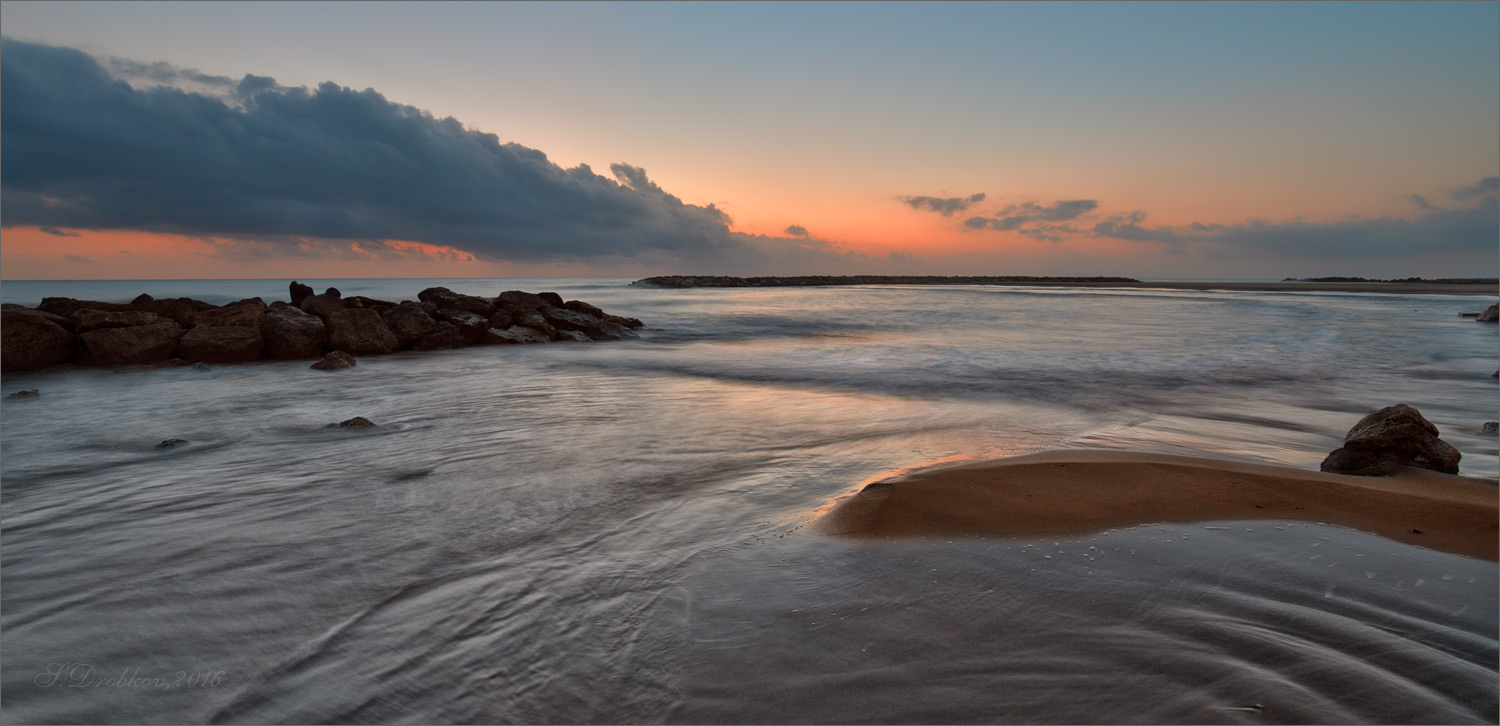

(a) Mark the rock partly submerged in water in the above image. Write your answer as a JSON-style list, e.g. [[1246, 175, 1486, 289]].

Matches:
[[329, 416, 378, 429], [8, 389, 41, 399], [1320, 404, 1462, 476], [1, 308, 76, 372], [311, 350, 358, 370], [1476, 303, 1498, 323]]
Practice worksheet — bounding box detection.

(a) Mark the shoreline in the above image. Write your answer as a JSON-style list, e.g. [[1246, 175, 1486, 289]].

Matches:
[[817, 449, 1500, 560], [635, 276, 1498, 295]]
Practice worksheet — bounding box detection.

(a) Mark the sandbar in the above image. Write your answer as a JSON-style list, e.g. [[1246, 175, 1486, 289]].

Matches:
[[817, 450, 1499, 560]]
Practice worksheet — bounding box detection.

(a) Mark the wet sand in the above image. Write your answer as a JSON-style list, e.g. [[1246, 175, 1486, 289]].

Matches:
[[819, 450, 1499, 560]]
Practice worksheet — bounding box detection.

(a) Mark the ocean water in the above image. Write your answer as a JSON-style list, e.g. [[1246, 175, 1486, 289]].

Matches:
[[2, 279, 1496, 724]]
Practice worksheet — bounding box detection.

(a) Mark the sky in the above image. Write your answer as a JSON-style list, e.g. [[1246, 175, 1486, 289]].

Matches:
[[1, 1, 1496, 280]]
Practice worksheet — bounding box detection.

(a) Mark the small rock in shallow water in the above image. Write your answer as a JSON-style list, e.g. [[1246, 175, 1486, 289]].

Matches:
[[7, 389, 40, 399], [311, 351, 357, 370], [1483, 422, 1498, 434], [329, 417, 378, 429], [156, 439, 189, 449]]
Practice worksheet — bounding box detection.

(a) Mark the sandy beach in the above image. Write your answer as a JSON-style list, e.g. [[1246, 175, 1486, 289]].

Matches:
[[818, 449, 1500, 560]]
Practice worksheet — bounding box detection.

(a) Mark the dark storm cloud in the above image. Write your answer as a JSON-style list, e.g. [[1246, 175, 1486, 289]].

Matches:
[[38, 226, 79, 237], [0, 39, 804, 266], [900, 193, 986, 216], [784, 225, 809, 238]]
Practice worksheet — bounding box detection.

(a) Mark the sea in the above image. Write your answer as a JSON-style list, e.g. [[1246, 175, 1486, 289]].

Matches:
[[2, 278, 1497, 724]]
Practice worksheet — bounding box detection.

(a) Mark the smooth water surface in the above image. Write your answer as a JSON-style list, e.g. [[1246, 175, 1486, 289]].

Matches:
[[3, 279, 1496, 723]]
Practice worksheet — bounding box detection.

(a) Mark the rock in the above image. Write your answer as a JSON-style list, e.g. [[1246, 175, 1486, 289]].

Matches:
[[513, 311, 557, 340], [433, 309, 490, 344], [325, 308, 400, 355], [1483, 422, 1499, 434], [412, 321, 465, 350], [177, 325, 264, 363], [156, 439, 189, 449], [37, 297, 132, 317], [563, 300, 604, 319], [585, 319, 639, 341], [539, 305, 598, 332], [329, 416, 378, 429], [1320, 404, 1462, 476], [8, 389, 40, 399], [423, 291, 495, 318], [299, 293, 346, 321], [2, 309, 77, 371], [416, 287, 453, 302], [77, 321, 183, 366], [133, 297, 217, 327], [603, 314, 645, 330], [132, 293, 154, 304], [262, 305, 328, 359], [289, 281, 315, 307], [538, 292, 565, 307], [1477, 303, 1498, 323], [191, 302, 265, 329], [484, 325, 550, 344], [496, 290, 549, 314], [345, 296, 397, 313], [555, 330, 592, 342], [72, 309, 160, 333], [324, 287, 342, 299], [488, 310, 515, 330], [382, 302, 437, 346], [192, 362, 211, 371], [311, 351, 357, 370]]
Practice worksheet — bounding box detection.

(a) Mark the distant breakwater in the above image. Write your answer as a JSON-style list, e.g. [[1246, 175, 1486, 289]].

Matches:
[[634, 275, 1140, 288], [1, 282, 644, 373]]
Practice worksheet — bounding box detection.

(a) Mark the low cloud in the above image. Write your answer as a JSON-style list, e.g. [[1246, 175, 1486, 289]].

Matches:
[[38, 226, 79, 237], [784, 224, 809, 238], [900, 193, 986, 216], [0, 39, 849, 271]]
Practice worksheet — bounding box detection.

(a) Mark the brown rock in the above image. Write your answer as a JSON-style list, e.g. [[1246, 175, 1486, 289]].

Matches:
[[412, 321, 465, 350], [603, 314, 645, 330], [488, 310, 514, 330], [1, 309, 76, 371], [7, 389, 40, 399], [326, 308, 400, 355], [382, 302, 437, 346], [345, 296, 397, 313], [562, 300, 604, 319], [496, 290, 549, 314], [585, 319, 639, 341], [133, 297, 217, 326], [485, 325, 550, 344], [311, 351, 357, 370], [262, 305, 328, 359], [37, 297, 132, 317], [323, 287, 342, 299], [77, 321, 183, 366], [72, 309, 160, 332], [1320, 404, 1462, 476], [177, 325, 264, 363], [539, 305, 597, 332], [191, 302, 265, 329], [299, 293, 345, 321], [1477, 303, 1498, 323], [433, 309, 490, 344], [555, 330, 592, 343], [289, 281, 315, 307], [423, 291, 495, 317], [538, 292, 565, 307], [329, 416, 378, 429]]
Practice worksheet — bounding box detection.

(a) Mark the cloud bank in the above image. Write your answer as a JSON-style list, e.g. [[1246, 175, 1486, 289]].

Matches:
[[0, 39, 846, 270]]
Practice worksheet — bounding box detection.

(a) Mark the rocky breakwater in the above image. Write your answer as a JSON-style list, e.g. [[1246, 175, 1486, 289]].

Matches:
[[1, 282, 644, 372]]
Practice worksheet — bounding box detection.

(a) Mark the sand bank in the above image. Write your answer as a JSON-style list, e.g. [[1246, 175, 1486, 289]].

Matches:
[[818, 450, 1499, 560]]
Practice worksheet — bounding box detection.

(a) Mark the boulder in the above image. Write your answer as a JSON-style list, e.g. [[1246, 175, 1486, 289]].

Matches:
[[488, 310, 515, 330], [513, 311, 557, 340], [311, 351, 357, 370], [555, 330, 592, 343], [37, 297, 132, 317], [262, 305, 328, 359], [484, 326, 550, 344], [329, 416, 378, 429], [1320, 404, 1461, 476], [289, 281, 315, 307], [133, 297, 217, 327], [345, 296, 397, 313], [177, 325, 264, 363], [132, 293, 154, 304], [299, 293, 345, 321], [433, 309, 490, 344], [496, 290, 549, 314], [1483, 422, 1498, 434], [72, 309, 160, 332], [585, 319, 639, 341], [416, 287, 453, 302], [412, 321, 465, 350], [563, 300, 604, 319], [192, 302, 265, 329], [77, 321, 183, 366], [324, 287, 342, 299], [423, 290, 495, 317], [382, 302, 437, 346], [2, 309, 77, 371], [8, 389, 41, 399], [603, 314, 645, 330], [325, 308, 400, 355], [1477, 303, 1498, 323], [538, 292, 565, 307], [539, 305, 598, 332]]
